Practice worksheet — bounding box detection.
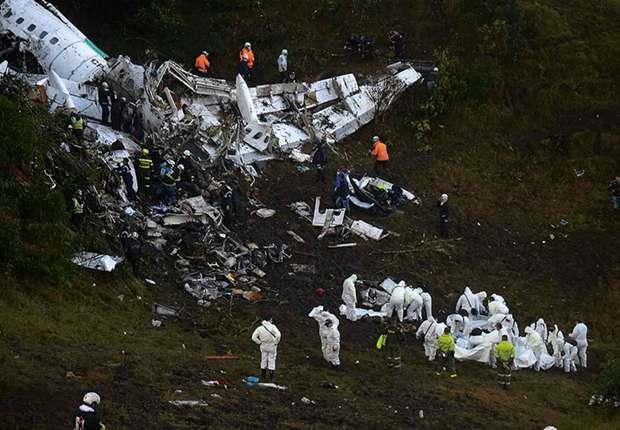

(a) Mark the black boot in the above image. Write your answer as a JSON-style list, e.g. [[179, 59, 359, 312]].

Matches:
[[261, 368, 267, 380], [269, 370, 276, 381]]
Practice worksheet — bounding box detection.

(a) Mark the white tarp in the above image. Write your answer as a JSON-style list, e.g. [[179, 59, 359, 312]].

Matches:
[[72, 252, 123, 271]]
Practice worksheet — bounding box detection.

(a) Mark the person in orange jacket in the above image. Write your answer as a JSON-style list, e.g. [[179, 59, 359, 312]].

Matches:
[[239, 42, 255, 76], [369, 135, 389, 175], [195, 51, 210, 76]]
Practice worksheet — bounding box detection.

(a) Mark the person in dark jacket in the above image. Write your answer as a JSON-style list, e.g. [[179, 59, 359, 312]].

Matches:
[[110, 92, 123, 131], [74, 392, 105, 430], [118, 158, 136, 202], [437, 193, 449, 238], [97, 82, 113, 125], [333, 169, 350, 212], [312, 141, 328, 183], [238, 55, 251, 81], [388, 30, 405, 59]]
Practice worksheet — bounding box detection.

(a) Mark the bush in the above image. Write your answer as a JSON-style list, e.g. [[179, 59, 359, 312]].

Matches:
[[601, 359, 620, 397], [0, 93, 75, 284]]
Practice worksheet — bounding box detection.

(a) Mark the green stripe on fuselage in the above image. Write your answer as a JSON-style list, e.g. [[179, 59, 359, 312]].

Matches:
[[84, 38, 108, 59]]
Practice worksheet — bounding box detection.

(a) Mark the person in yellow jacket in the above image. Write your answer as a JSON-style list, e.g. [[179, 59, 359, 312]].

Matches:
[[436, 327, 456, 376], [495, 335, 516, 389]]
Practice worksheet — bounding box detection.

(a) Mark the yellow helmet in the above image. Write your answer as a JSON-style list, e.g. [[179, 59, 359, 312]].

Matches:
[[142, 148, 149, 155]]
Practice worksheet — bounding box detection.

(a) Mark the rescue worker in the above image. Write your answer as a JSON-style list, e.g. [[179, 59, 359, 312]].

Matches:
[[74, 392, 105, 430], [251, 318, 281, 380], [137, 148, 154, 196], [495, 335, 515, 389], [71, 189, 85, 227], [277, 49, 288, 82], [436, 327, 456, 376], [438, 193, 450, 238], [118, 158, 136, 202], [221, 184, 237, 225], [239, 42, 255, 73], [421, 290, 433, 320], [120, 97, 132, 133], [546, 324, 564, 367], [560, 338, 578, 373], [455, 287, 486, 316], [388, 30, 405, 58], [525, 326, 546, 371], [311, 141, 327, 183], [416, 317, 445, 361], [194, 50, 210, 76], [568, 321, 588, 368], [403, 287, 423, 321], [97, 81, 112, 125], [110, 92, 123, 131], [120, 231, 142, 275], [69, 113, 85, 139], [369, 136, 389, 175], [238, 54, 251, 82], [333, 168, 350, 212], [161, 162, 180, 205], [383, 281, 406, 322], [341, 274, 358, 321], [177, 163, 201, 197], [309, 306, 340, 367]]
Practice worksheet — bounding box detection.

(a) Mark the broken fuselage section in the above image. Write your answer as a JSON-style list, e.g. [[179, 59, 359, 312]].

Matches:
[[1, 0, 424, 167]]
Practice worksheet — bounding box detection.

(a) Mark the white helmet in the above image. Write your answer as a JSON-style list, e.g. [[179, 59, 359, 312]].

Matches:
[[201, 50, 208, 56], [440, 193, 448, 203], [168, 160, 175, 167], [183, 150, 191, 157], [281, 49, 288, 55], [177, 164, 185, 171], [372, 136, 380, 142], [244, 42, 251, 49], [83, 392, 100, 406], [102, 82, 109, 89]]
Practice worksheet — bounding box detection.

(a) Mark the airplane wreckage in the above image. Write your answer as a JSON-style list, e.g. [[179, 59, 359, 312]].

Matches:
[[1, 0, 430, 303], [0, 0, 428, 168]]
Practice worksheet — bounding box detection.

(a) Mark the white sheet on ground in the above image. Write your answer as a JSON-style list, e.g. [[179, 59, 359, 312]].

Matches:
[[72, 252, 123, 271]]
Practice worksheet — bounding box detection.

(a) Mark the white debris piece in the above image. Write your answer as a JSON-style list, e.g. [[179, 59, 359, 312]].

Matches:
[[168, 400, 208, 407], [350, 220, 384, 240], [312, 197, 345, 227], [289, 149, 312, 163], [255, 208, 276, 218], [72, 252, 123, 272]]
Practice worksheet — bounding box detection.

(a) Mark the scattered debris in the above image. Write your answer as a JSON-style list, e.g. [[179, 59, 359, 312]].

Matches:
[[287, 230, 306, 243], [151, 319, 162, 328], [154, 304, 179, 317], [205, 356, 238, 361], [72, 252, 123, 272], [168, 400, 208, 407], [255, 208, 276, 218], [328, 243, 357, 248], [574, 169, 585, 177], [301, 397, 316, 405]]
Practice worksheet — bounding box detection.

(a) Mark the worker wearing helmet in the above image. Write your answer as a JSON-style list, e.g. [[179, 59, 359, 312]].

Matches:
[[137, 147, 154, 196], [239, 42, 255, 81], [240, 42, 255, 69], [437, 193, 449, 238], [369, 135, 389, 176], [195, 50, 210, 76], [74, 392, 105, 430], [277, 49, 288, 82]]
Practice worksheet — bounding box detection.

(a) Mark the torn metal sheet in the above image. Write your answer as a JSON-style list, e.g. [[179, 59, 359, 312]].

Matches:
[[169, 400, 208, 407], [72, 252, 123, 272], [312, 197, 345, 227], [350, 220, 384, 240]]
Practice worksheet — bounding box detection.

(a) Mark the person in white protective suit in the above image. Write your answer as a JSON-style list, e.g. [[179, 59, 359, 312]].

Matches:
[[383, 281, 406, 322], [403, 287, 423, 321], [525, 326, 546, 371], [420, 290, 433, 320], [534, 318, 548, 341], [455, 287, 487, 316], [568, 321, 588, 368], [560, 338, 578, 373], [341, 274, 359, 321], [488, 294, 509, 316], [251, 318, 281, 380], [322, 318, 341, 368], [308, 306, 341, 367], [416, 318, 446, 361], [546, 324, 565, 367], [446, 310, 471, 338]]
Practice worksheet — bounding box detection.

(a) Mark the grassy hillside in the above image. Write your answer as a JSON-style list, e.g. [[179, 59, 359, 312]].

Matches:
[[1, 0, 619, 428]]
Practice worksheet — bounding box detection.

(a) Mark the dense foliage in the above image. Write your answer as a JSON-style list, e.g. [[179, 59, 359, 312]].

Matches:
[[0, 90, 74, 283]]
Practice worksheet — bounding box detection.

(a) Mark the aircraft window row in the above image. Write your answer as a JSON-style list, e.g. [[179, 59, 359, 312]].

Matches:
[[7, 15, 60, 45]]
